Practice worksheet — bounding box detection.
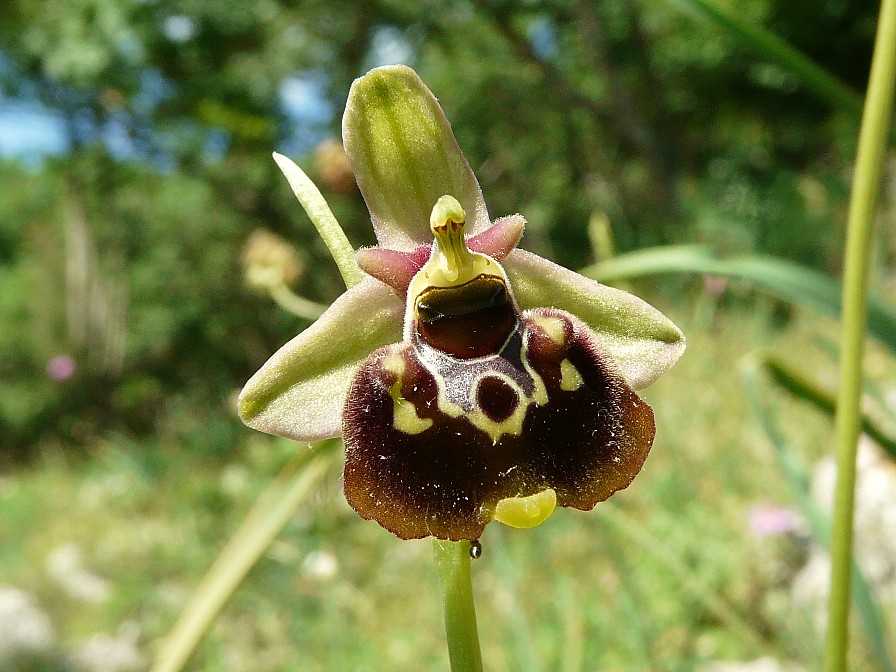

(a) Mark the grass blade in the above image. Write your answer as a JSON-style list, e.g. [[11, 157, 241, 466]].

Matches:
[[762, 354, 896, 460], [151, 445, 336, 672], [594, 505, 768, 654], [659, 0, 862, 114]]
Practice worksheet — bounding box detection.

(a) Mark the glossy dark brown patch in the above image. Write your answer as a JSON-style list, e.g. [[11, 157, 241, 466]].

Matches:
[[415, 275, 516, 358]]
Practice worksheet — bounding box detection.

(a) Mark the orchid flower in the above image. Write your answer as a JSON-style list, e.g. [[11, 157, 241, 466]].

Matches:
[[239, 65, 684, 541]]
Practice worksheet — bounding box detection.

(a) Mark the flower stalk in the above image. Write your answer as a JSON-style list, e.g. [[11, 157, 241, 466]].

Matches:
[[268, 283, 327, 321], [824, 0, 896, 670], [433, 539, 484, 672]]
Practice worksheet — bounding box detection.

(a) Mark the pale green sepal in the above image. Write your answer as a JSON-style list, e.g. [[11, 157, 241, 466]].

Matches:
[[504, 249, 685, 389], [238, 277, 403, 440], [272, 152, 365, 289], [342, 65, 490, 251]]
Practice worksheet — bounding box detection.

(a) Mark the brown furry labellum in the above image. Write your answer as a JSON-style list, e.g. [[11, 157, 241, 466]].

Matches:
[[341, 196, 655, 540]]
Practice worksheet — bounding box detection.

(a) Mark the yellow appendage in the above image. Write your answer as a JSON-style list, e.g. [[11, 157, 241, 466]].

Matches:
[[493, 488, 557, 528]]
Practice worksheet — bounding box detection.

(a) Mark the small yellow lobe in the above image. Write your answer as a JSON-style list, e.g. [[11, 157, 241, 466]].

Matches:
[[493, 488, 557, 528]]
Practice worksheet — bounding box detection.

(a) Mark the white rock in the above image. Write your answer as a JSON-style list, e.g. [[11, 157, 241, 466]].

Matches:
[[0, 585, 56, 663], [69, 621, 145, 672]]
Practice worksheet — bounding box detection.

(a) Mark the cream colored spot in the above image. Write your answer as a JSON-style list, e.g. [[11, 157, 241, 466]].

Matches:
[[530, 314, 566, 345], [382, 352, 405, 376], [559, 358, 584, 391], [383, 352, 433, 435], [493, 488, 557, 528]]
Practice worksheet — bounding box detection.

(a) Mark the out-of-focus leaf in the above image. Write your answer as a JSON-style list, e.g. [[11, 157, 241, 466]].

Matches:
[[660, 0, 863, 114], [151, 444, 337, 672], [582, 245, 896, 354]]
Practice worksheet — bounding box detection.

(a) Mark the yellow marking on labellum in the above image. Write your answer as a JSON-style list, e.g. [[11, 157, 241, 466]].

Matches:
[[520, 327, 549, 407], [448, 322, 553, 444], [467, 406, 526, 445], [530, 314, 566, 345], [559, 358, 584, 391], [382, 352, 405, 376], [422, 333, 551, 444], [493, 488, 557, 528], [389, 381, 433, 435], [382, 352, 433, 435]]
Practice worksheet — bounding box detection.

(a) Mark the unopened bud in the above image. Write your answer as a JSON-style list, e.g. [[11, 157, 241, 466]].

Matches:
[[242, 228, 303, 291], [313, 138, 355, 193]]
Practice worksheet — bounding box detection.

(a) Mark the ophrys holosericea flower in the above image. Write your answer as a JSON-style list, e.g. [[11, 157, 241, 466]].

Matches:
[[239, 65, 684, 541]]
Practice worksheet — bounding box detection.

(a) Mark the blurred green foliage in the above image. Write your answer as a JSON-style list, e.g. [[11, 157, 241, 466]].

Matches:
[[0, 0, 887, 460]]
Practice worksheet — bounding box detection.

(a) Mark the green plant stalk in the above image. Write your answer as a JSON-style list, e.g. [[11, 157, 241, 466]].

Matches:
[[433, 540, 484, 672], [272, 152, 365, 289], [825, 1, 896, 670], [744, 363, 895, 672]]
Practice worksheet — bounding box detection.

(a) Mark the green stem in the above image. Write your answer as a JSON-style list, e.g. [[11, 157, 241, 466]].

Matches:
[[268, 283, 327, 320], [272, 152, 366, 289], [824, 2, 896, 671], [433, 540, 484, 672]]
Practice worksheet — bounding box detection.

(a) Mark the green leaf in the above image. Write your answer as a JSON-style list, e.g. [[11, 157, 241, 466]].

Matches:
[[239, 277, 403, 440], [505, 249, 685, 390], [272, 152, 365, 289], [343, 65, 490, 251]]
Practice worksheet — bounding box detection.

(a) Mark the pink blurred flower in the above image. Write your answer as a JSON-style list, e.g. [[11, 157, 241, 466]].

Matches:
[[46, 355, 76, 381], [748, 503, 803, 538], [703, 274, 728, 297]]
